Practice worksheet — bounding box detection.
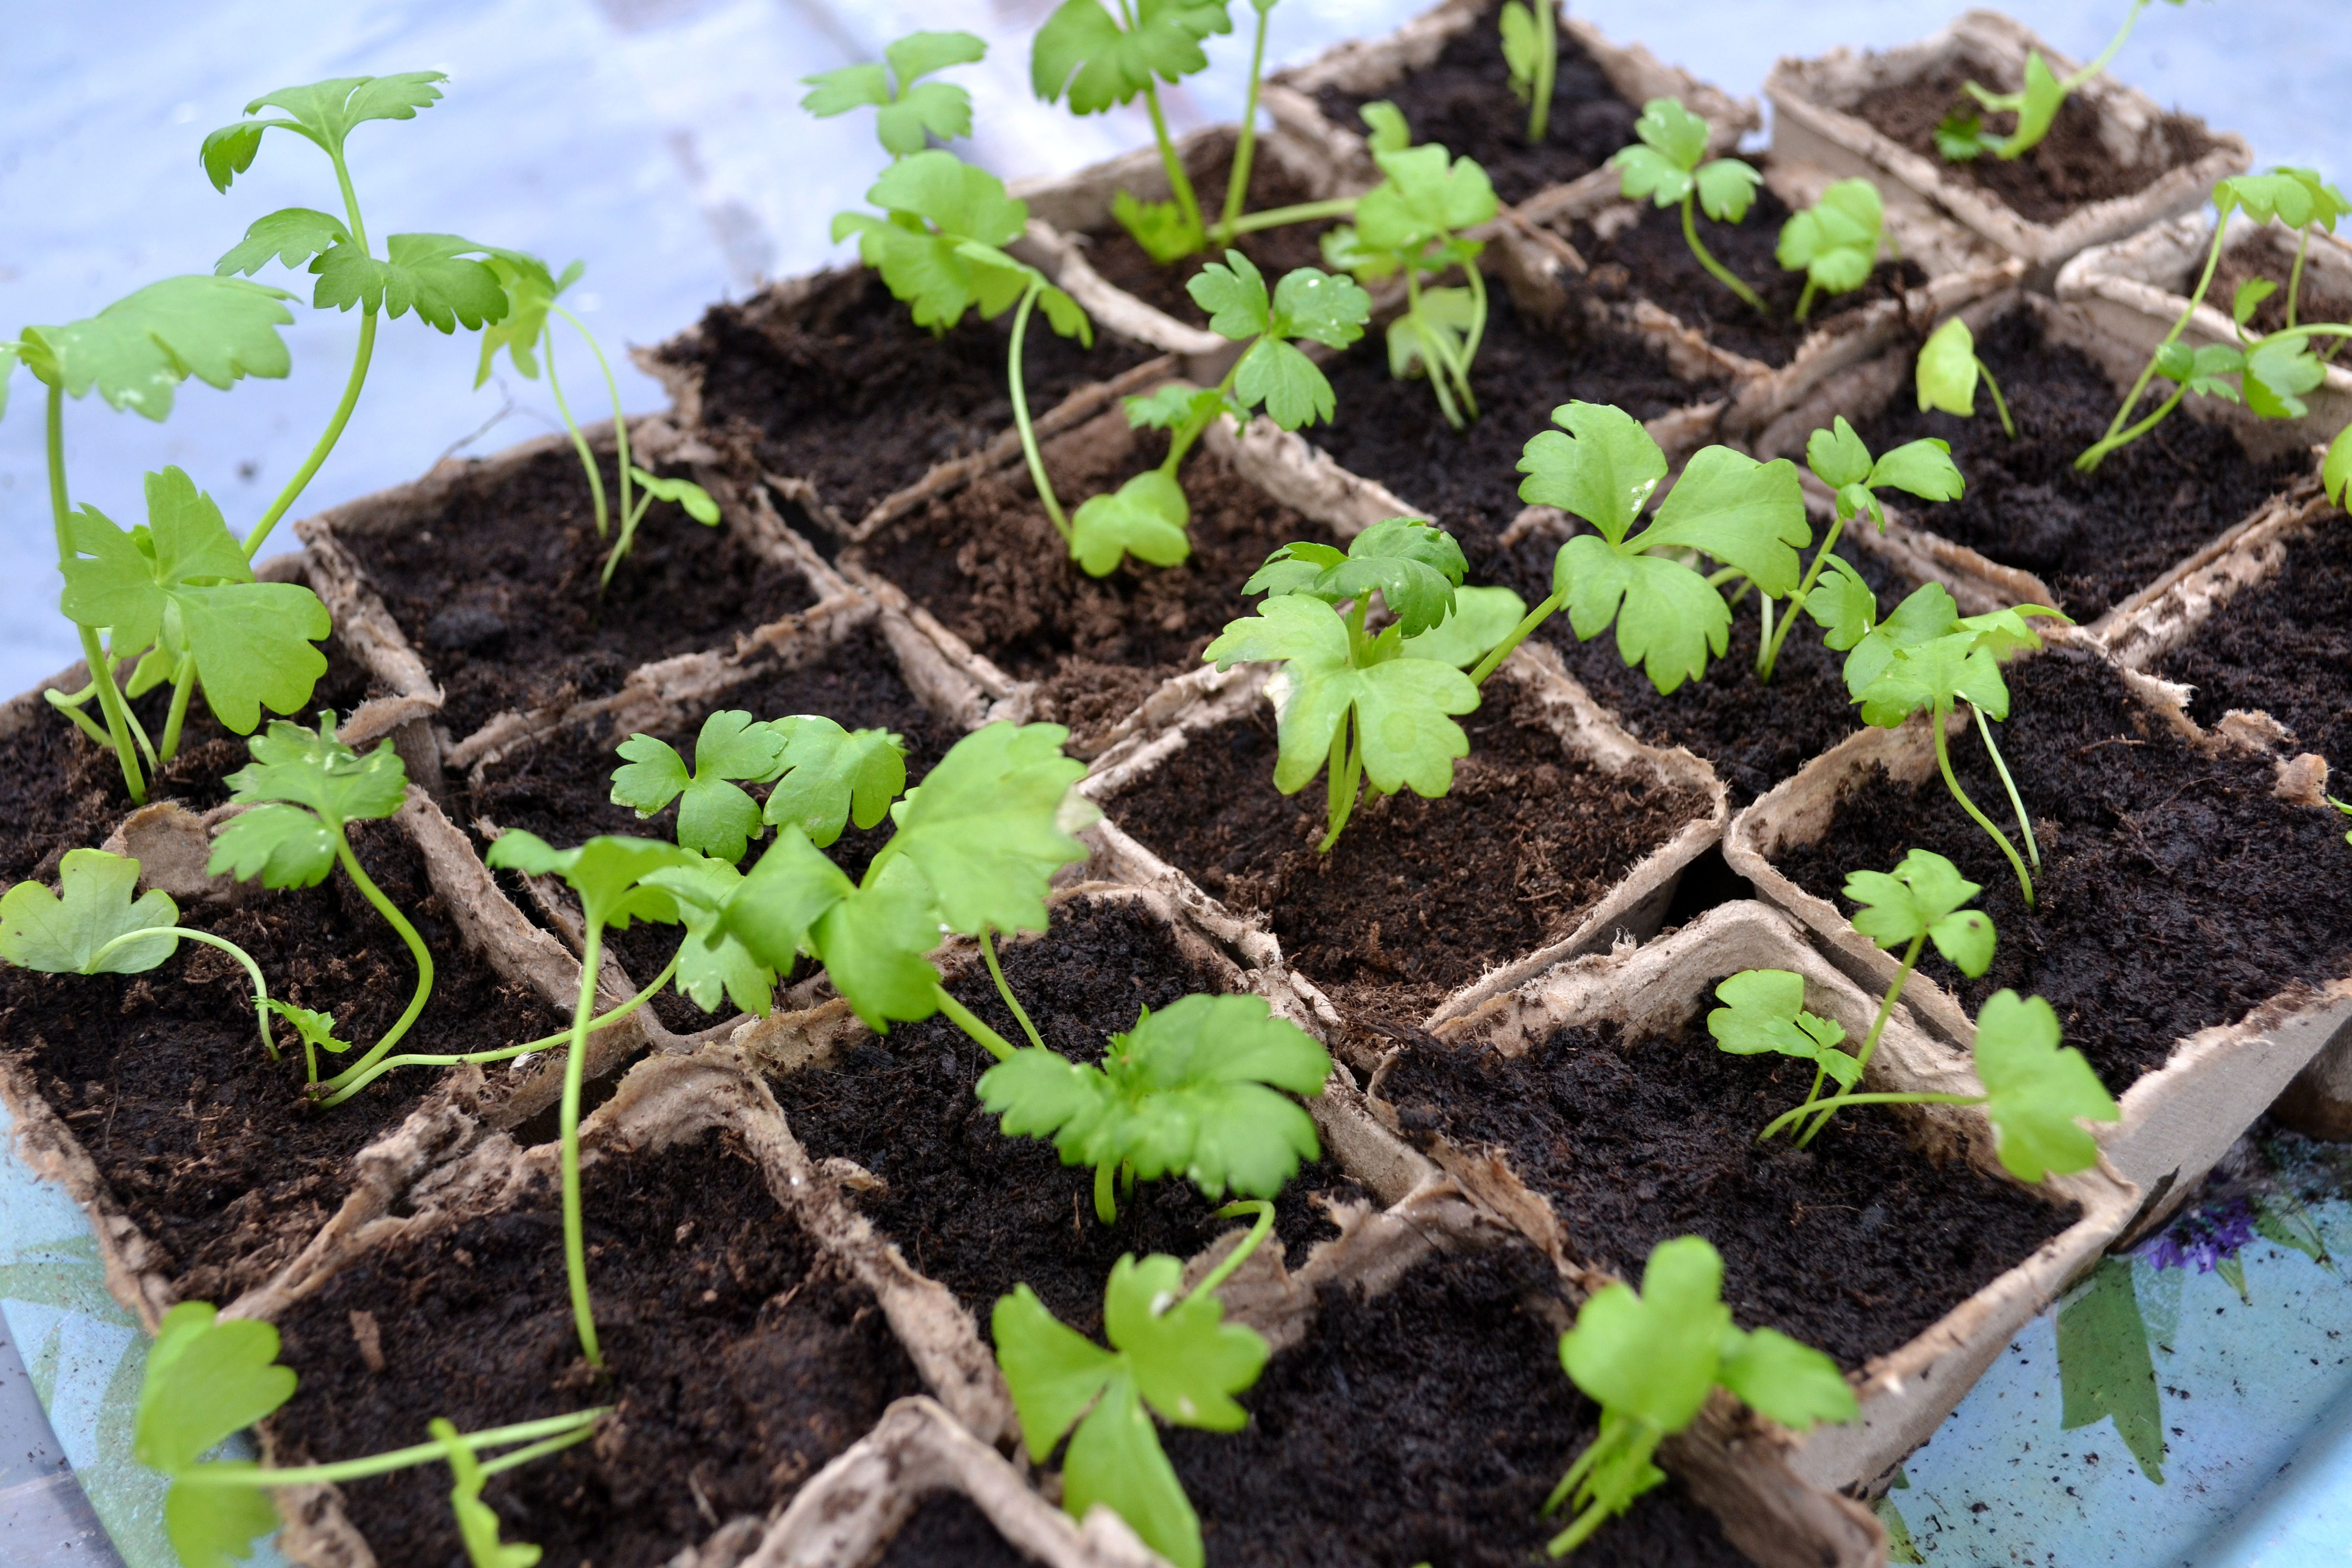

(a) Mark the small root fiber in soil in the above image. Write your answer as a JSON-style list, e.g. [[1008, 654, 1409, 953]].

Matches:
[[1163, 1243, 1755, 1568], [772, 897, 1363, 1339], [1848, 308, 2306, 618], [1314, 4, 1641, 208], [1380, 1017, 2075, 1369], [339, 449, 816, 744], [266, 1128, 920, 1568], [1, 817, 566, 1304], [1850, 57, 2218, 228], [1774, 648, 2352, 1087], [1080, 145, 1338, 328]]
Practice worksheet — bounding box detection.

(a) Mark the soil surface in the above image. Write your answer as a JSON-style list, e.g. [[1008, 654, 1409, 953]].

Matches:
[[1775, 648, 2352, 1087], [2211, 241, 2352, 338], [1566, 181, 1930, 368], [1163, 1243, 1754, 1567], [879, 1494, 1036, 1568], [1381, 1016, 2074, 1369], [773, 898, 1364, 1339], [1112, 683, 1708, 1035], [852, 419, 1335, 754], [1851, 58, 2218, 228], [2159, 508, 2352, 776], [1848, 309, 2306, 618], [1312, 5, 1642, 208], [2, 817, 566, 1304], [267, 1128, 920, 1568], [1080, 144, 1339, 328], [339, 448, 816, 744], [666, 270, 1159, 527]]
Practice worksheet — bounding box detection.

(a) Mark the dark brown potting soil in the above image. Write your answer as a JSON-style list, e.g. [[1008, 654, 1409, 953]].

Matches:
[[1566, 181, 1930, 368], [1309, 284, 1727, 545], [266, 1128, 920, 1568], [1381, 1016, 2074, 1370], [1, 817, 566, 1305], [1850, 57, 2218, 228], [1162, 1243, 1755, 1568], [1775, 648, 2352, 1087], [879, 1494, 1036, 1568], [1311, 5, 1643, 208], [1080, 144, 1339, 328], [1112, 684, 1708, 1034], [338, 449, 816, 745], [2159, 509, 2352, 776], [852, 419, 1335, 754], [666, 270, 1159, 527], [2211, 241, 2352, 339], [772, 898, 1364, 1340], [1847, 309, 2306, 618]]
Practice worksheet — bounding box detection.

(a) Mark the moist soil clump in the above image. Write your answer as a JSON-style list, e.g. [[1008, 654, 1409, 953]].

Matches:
[[666, 271, 1158, 527], [878, 1495, 1036, 1568], [1312, 5, 1641, 208], [1775, 648, 2352, 1087], [1564, 180, 1930, 368], [852, 420, 1334, 754], [339, 449, 817, 744], [1310, 285, 1725, 545], [1380, 1017, 2074, 1368], [1162, 1243, 1754, 1568], [1112, 684, 1708, 1034], [2158, 509, 2352, 777], [1850, 58, 2217, 227], [1079, 145, 1338, 328], [772, 899, 1363, 1339], [2211, 241, 2352, 339], [1, 817, 566, 1305], [267, 1129, 920, 1568], [1847, 309, 2305, 618]]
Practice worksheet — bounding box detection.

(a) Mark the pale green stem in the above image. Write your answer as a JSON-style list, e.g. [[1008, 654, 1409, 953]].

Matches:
[[158, 653, 197, 763], [1762, 1090, 1985, 1146], [1217, 2, 1275, 239], [564, 924, 605, 1366], [1795, 276, 1821, 323], [1682, 191, 1768, 315], [475, 1422, 599, 1478], [2068, 0, 2154, 88], [1007, 277, 1072, 543], [1934, 702, 2034, 908], [1318, 717, 1365, 854], [1794, 930, 1923, 1145], [1140, 83, 1205, 246], [934, 984, 1018, 1064], [979, 928, 1046, 1053], [1977, 356, 2017, 440], [2086, 215, 2228, 468], [1471, 590, 1566, 688], [1526, 0, 1557, 145], [2289, 225, 2312, 331], [91, 927, 272, 1060], [555, 307, 644, 590], [1094, 1159, 1118, 1224], [1459, 261, 1490, 396], [1220, 197, 1361, 236], [171, 1410, 606, 1489], [1403, 267, 1467, 429], [1191, 1200, 1275, 1297], [541, 322, 608, 540], [313, 834, 435, 1089], [1758, 511, 1849, 683], [48, 385, 145, 802], [1974, 702, 2041, 870]]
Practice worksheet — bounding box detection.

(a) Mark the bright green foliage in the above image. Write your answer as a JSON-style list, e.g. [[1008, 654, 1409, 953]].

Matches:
[[1193, 253, 1371, 429], [642, 855, 778, 1016], [834, 152, 1053, 332], [1845, 849, 1995, 976], [1612, 98, 1759, 221], [201, 72, 450, 190], [0, 849, 181, 975], [1030, 0, 1232, 114], [1547, 1236, 1853, 1555], [485, 831, 694, 933], [267, 1001, 353, 1057], [995, 1250, 1268, 1568], [1917, 317, 1992, 419], [299, 231, 509, 331], [1400, 584, 1529, 668], [1707, 969, 1858, 1091], [1805, 417, 1964, 532], [978, 993, 1332, 1213], [1776, 179, 1885, 317], [802, 31, 989, 156], [208, 713, 409, 889], [138, 1302, 298, 1568], [2326, 426, 2352, 510], [1516, 402, 1807, 693], [472, 253, 583, 385], [1500, 3, 1543, 95], [1937, 49, 2066, 161], [764, 717, 909, 849], [631, 468, 720, 523], [1242, 517, 1468, 637], [432, 1419, 543, 1568], [1972, 991, 2120, 1182], [1359, 100, 1413, 156], [1073, 469, 1193, 575], [612, 710, 787, 864], [215, 207, 354, 278], [14, 275, 297, 421], [2218, 166, 2352, 231], [1851, 599, 2061, 725]]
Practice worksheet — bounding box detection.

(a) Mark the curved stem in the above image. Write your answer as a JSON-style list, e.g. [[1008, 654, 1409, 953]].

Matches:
[[2075, 376, 2190, 473], [2068, 0, 2153, 88], [312, 834, 434, 1088], [1682, 192, 1767, 316], [1795, 276, 1820, 324], [1093, 1159, 1117, 1224], [1141, 84, 1205, 247], [1763, 1090, 1984, 1146], [542, 324, 607, 540], [1219, 197, 1361, 237], [1758, 512, 1848, 683], [49, 385, 146, 802], [158, 653, 198, 764], [1526, 0, 1557, 145], [1190, 1199, 1275, 1300], [2090, 216, 2227, 459], [1933, 703, 2033, 908], [94, 927, 272, 1059], [563, 924, 605, 1366], [934, 983, 1017, 1063], [173, 1410, 605, 1490], [1403, 268, 1465, 429], [1472, 590, 1565, 688], [1976, 356, 2017, 440], [1317, 715, 1364, 853], [1794, 931, 1924, 1145], [244, 311, 376, 559], [1458, 261, 1490, 409], [476, 1422, 599, 1478], [1216, 2, 1275, 239], [1973, 703, 2040, 870], [979, 927, 1046, 1053], [1007, 277, 1072, 543]]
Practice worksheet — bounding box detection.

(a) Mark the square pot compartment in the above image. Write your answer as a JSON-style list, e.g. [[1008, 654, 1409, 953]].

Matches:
[[1762, 9, 2249, 284], [1376, 899, 2137, 1495], [2059, 211, 2352, 456], [643, 262, 1173, 537], [1076, 643, 1728, 1064], [1723, 636, 2352, 1224], [1749, 289, 2320, 635]]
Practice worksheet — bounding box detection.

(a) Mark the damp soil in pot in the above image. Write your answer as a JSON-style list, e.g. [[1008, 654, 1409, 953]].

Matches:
[[263, 1125, 921, 1568], [1076, 143, 1341, 329], [335, 448, 819, 746], [1378, 1014, 2077, 1370], [1160, 1240, 1758, 1568], [769, 896, 1364, 1341], [875, 1494, 1035, 1568], [1772, 647, 2352, 1090], [1311, 2, 1643, 209], [659, 268, 1159, 529], [1846, 308, 2307, 619], [2210, 236, 2352, 339]]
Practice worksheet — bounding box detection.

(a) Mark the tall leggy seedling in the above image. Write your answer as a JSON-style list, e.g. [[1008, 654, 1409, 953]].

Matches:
[[1500, 1, 1560, 146], [1935, 0, 2187, 164], [1917, 317, 2018, 439], [802, 30, 988, 158], [1610, 99, 1765, 316]]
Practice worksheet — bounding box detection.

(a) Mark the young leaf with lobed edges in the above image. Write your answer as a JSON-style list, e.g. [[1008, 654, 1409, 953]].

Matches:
[[1973, 990, 2120, 1183], [201, 72, 451, 191], [801, 30, 988, 157], [0, 848, 182, 976], [764, 717, 909, 849], [611, 709, 787, 864], [15, 276, 296, 421], [1707, 969, 1858, 1091], [1776, 178, 1885, 321], [1611, 98, 1765, 314]]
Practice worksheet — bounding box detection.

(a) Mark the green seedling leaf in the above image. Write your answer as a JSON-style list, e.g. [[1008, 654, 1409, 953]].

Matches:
[[0, 849, 180, 975], [2217, 166, 2352, 232], [2325, 424, 2352, 509], [611, 710, 786, 864], [484, 831, 694, 933], [473, 251, 575, 384], [803, 31, 987, 156], [836, 152, 1032, 330], [215, 208, 353, 279], [208, 712, 408, 889], [1917, 317, 1984, 418], [629, 468, 721, 525], [814, 854, 948, 1028], [1518, 399, 1669, 538], [1802, 555, 1880, 652], [1244, 517, 1468, 636], [1693, 157, 1762, 223], [202, 72, 449, 192], [311, 232, 510, 332], [2153, 339, 2247, 402], [1190, 255, 1369, 430], [1973, 990, 2118, 1183], [882, 721, 1095, 938], [1777, 178, 1884, 297], [2232, 278, 2280, 328], [642, 854, 778, 1017], [431, 1417, 544, 1568], [1807, 416, 1965, 533], [800, 63, 891, 118], [138, 1301, 299, 1568], [2005, 50, 2067, 157], [1031, 0, 1232, 113], [1856, 629, 2010, 730], [1837, 581, 1960, 698], [19, 276, 296, 420], [1125, 384, 1223, 431], [1073, 468, 1193, 575], [1613, 98, 1709, 206], [1401, 584, 1528, 668], [2243, 333, 2325, 419], [1384, 284, 1478, 389], [1500, 3, 1541, 102], [1707, 969, 1858, 1090], [1110, 193, 1203, 266], [1356, 144, 1500, 254], [1359, 100, 1412, 155], [1843, 848, 1995, 976], [267, 1001, 353, 1057], [764, 716, 909, 850]]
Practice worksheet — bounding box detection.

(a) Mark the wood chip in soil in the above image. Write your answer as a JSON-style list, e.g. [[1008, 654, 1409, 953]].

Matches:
[[1563, 176, 1929, 368], [2158, 507, 2352, 778], [770, 898, 1364, 1340], [1076, 143, 1338, 328], [1381, 1017, 2075, 1369], [1773, 648, 2352, 1088], [1849, 57, 2218, 227], [265, 1128, 920, 1568], [850, 417, 1335, 754], [1, 817, 566, 1304], [1847, 308, 2306, 618], [1161, 1242, 1756, 1568], [1311, 3, 1641, 208], [336, 448, 816, 744], [1109, 685, 1708, 1037], [876, 1494, 1035, 1568], [659, 268, 1158, 527]]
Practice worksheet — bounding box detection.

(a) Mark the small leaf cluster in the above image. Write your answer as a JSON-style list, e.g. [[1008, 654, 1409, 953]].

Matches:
[[207, 713, 410, 889], [612, 709, 905, 865], [1915, 316, 2017, 438], [833, 151, 1091, 344], [1775, 179, 1887, 320], [802, 31, 989, 156], [1611, 97, 1760, 228], [0, 848, 182, 977], [1934, 2, 2186, 164]]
